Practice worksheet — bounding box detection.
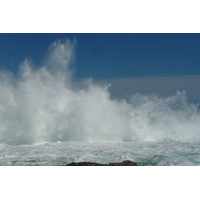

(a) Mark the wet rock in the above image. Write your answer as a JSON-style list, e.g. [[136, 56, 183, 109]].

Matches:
[[66, 160, 137, 166], [108, 160, 137, 166], [66, 162, 105, 166]]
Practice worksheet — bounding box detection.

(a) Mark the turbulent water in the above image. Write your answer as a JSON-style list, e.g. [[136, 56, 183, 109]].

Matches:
[[1, 39, 200, 165], [1, 141, 200, 166]]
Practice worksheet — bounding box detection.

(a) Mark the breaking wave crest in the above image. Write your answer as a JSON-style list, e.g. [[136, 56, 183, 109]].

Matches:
[[0, 39, 200, 145]]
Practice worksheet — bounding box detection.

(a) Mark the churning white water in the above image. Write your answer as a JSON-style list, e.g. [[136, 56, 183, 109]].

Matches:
[[1, 39, 200, 165]]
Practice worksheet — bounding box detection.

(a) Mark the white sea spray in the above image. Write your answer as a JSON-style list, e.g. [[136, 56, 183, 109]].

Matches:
[[0, 39, 200, 146]]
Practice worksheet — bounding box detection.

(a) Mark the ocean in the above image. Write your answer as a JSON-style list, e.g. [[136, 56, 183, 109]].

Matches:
[[1, 141, 200, 166], [1, 39, 200, 166]]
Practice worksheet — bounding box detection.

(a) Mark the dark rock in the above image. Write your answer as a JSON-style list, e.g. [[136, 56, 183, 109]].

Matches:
[[108, 160, 137, 166], [66, 160, 137, 166], [66, 162, 105, 166]]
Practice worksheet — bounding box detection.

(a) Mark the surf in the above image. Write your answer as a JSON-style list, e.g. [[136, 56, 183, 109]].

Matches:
[[0, 39, 200, 145]]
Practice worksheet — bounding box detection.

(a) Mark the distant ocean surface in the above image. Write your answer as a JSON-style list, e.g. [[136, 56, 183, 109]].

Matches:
[[1, 141, 200, 166], [1, 40, 200, 166]]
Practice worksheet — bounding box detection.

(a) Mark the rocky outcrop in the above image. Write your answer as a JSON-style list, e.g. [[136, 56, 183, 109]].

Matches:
[[66, 160, 137, 166], [108, 160, 137, 166]]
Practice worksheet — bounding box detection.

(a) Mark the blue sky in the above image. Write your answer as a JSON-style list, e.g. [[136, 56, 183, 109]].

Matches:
[[1, 33, 200, 78], [1, 33, 200, 102]]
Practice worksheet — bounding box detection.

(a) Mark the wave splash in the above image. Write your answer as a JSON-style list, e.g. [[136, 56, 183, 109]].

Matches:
[[0, 39, 200, 145]]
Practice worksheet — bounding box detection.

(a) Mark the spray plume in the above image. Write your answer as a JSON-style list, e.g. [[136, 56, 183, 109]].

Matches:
[[0, 39, 200, 145]]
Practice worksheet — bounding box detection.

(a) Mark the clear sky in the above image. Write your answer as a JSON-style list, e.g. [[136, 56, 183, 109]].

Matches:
[[1, 33, 200, 102], [1, 33, 200, 78]]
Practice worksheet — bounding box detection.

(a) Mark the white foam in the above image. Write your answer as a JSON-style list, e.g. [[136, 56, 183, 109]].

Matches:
[[0, 39, 200, 145]]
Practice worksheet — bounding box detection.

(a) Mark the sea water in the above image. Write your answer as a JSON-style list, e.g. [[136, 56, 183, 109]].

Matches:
[[1, 141, 200, 166], [0, 39, 200, 166]]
